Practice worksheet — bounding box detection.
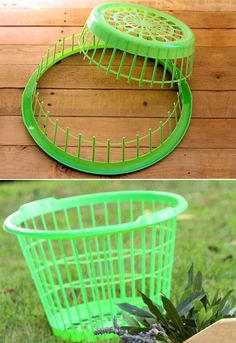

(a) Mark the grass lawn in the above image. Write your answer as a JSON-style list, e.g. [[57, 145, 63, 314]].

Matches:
[[1, 180, 236, 343]]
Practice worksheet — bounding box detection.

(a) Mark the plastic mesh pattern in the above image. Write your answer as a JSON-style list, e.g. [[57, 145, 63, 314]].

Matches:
[[103, 6, 185, 43]]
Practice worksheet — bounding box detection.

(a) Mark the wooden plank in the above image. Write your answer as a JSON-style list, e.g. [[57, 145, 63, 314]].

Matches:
[[1, 0, 235, 11], [1, 8, 236, 29], [0, 146, 235, 179], [0, 145, 96, 179], [0, 27, 236, 46], [1, 89, 235, 119], [185, 319, 236, 343], [1, 116, 236, 149], [0, 62, 235, 91], [0, 46, 234, 67]]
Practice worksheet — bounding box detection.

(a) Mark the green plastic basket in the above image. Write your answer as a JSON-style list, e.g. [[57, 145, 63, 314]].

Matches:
[[3, 191, 188, 342], [21, 2, 194, 175], [81, 2, 195, 86]]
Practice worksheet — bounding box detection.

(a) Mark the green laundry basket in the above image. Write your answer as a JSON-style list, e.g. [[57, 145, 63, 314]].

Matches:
[[21, 2, 193, 175], [3, 191, 188, 342]]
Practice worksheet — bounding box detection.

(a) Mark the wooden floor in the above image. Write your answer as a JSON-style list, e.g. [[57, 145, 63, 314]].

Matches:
[[0, 0, 236, 179]]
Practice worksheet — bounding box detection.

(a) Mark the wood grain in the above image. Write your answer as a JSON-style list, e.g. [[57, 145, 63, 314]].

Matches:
[[1, 146, 235, 179], [0, 3, 235, 178], [1, 89, 236, 119], [1, 27, 236, 46], [1, 116, 236, 149], [0, 63, 234, 91], [1, 8, 236, 28], [0, 0, 235, 11]]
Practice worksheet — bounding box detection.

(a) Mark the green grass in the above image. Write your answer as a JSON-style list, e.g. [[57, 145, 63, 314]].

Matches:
[[1, 180, 236, 343]]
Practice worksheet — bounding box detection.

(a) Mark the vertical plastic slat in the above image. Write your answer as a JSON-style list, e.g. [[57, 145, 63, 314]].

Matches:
[[117, 202, 125, 298], [86, 237, 105, 326], [161, 49, 170, 88], [166, 217, 177, 296], [156, 221, 165, 300], [141, 201, 146, 292], [139, 56, 148, 86], [129, 201, 136, 299], [136, 134, 140, 158], [171, 48, 178, 87], [38, 101, 43, 125], [177, 91, 182, 114], [53, 119, 58, 145], [116, 233, 125, 298], [106, 48, 117, 74], [168, 111, 172, 135], [77, 134, 82, 158], [159, 121, 163, 145], [149, 200, 158, 297], [92, 136, 96, 162], [81, 238, 97, 309], [185, 56, 190, 78], [174, 102, 178, 124], [90, 37, 101, 64], [44, 112, 49, 135], [90, 205, 107, 304], [149, 128, 153, 152], [56, 209, 83, 325], [107, 139, 111, 163], [61, 37, 65, 56], [72, 207, 95, 326], [46, 48, 50, 67], [98, 43, 108, 69], [39, 56, 44, 75], [70, 239, 93, 327], [64, 127, 69, 152], [104, 202, 117, 299], [122, 137, 125, 162], [150, 57, 158, 87], [117, 50, 127, 79], [53, 42, 57, 62], [21, 220, 61, 329], [128, 54, 137, 83], [40, 214, 73, 324], [71, 33, 75, 51], [101, 234, 114, 316], [180, 48, 185, 80], [162, 220, 172, 296], [84, 33, 96, 58]]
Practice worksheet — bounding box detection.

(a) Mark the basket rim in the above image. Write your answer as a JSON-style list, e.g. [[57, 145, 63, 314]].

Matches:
[[3, 191, 188, 239]]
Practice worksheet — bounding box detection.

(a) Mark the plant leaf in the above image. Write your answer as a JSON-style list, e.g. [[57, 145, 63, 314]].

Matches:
[[217, 289, 234, 314], [118, 303, 153, 318], [161, 295, 186, 337], [177, 292, 205, 316], [185, 263, 194, 290], [193, 272, 203, 292], [139, 291, 169, 327], [122, 313, 141, 328]]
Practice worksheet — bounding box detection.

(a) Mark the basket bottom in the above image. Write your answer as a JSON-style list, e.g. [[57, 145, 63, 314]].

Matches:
[[51, 297, 142, 342]]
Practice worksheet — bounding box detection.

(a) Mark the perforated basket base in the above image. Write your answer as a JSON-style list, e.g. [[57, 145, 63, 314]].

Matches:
[[22, 43, 192, 175]]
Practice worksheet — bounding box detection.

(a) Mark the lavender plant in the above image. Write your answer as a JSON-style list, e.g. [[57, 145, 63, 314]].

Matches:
[[94, 317, 171, 342]]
